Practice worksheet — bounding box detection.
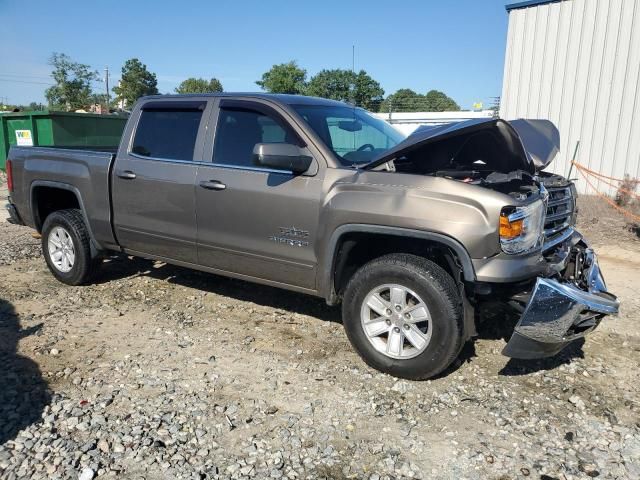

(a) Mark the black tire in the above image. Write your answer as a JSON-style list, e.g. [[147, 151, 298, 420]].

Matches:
[[342, 253, 464, 380], [41, 209, 98, 286]]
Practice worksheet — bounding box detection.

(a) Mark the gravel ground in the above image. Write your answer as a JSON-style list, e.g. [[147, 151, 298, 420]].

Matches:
[[0, 172, 41, 265], [0, 181, 639, 480]]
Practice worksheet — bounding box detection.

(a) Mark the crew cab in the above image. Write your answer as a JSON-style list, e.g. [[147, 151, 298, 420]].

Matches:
[[5, 94, 619, 379]]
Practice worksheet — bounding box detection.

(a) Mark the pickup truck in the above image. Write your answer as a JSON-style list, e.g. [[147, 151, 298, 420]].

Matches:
[[5, 93, 619, 379]]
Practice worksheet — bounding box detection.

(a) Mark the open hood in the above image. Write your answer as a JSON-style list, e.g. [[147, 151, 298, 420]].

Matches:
[[508, 119, 560, 170], [362, 118, 560, 174]]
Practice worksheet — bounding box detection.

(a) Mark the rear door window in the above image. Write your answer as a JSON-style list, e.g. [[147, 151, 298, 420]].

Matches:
[[131, 107, 204, 161]]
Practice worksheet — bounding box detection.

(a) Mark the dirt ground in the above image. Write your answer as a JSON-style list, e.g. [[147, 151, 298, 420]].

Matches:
[[0, 181, 638, 480], [574, 195, 640, 248]]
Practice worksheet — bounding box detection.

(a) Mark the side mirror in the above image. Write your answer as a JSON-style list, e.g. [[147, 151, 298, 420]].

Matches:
[[252, 143, 313, 174]]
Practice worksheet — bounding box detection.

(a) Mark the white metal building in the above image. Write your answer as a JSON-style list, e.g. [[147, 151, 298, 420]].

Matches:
[[373, 110, 495, 136], [500, 0, 640, 193]]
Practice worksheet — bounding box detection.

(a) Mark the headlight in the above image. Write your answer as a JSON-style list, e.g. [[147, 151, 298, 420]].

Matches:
[[499, 200, 546, 254]]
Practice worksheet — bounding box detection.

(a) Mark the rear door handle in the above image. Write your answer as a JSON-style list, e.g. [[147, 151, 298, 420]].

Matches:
[[199, 180, 226, 191], [116, 170, 137, 180]]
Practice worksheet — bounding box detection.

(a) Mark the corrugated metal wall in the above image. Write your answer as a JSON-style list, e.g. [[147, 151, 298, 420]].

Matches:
[[500, 0, 640, 193]]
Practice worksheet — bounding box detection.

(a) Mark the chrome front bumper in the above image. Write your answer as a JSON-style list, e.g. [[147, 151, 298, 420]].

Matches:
[[502, 232, 619, 359]]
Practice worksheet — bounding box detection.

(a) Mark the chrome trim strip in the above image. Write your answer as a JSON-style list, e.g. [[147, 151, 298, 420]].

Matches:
[[547, 196, 571, 207], [128, 152, 207, 165], [125, 153, 295, 175], [544, 221, 571, 237], [546, 210, 573, 222], [542, 226, 575, 252], [207, 162, 293, 175]]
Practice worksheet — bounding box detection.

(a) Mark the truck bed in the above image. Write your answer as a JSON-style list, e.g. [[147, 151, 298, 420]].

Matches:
[[7, 145, 117, 249]]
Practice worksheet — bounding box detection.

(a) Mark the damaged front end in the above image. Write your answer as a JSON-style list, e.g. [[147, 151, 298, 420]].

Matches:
[[502, 230, 619, 359], [361, 116, 619, 358]]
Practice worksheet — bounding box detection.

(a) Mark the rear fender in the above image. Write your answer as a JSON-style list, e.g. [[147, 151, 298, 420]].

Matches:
[[30, 180, 103, 252]]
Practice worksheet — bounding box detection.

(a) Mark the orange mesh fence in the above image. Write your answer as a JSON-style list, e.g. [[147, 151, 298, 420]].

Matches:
[[570, 161, 631, 182], [571, 161, 640, 223], [571, 162, 640, 199]]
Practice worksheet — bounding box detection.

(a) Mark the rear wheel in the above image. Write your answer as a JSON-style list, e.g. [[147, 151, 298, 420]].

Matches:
[[42, 209, 98, 285], [342, 253, 464, 380]]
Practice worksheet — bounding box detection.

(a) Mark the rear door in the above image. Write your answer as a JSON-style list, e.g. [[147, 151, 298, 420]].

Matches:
[[111, 99, 210, 263], [195, 98, 324, 290]]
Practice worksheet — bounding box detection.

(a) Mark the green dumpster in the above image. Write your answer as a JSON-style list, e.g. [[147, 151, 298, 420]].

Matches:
[[0, 110, 127, 170]]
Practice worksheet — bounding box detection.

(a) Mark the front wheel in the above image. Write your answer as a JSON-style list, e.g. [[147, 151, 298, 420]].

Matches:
[[42, 209, 98, 286], [342, 253, 464, 380]]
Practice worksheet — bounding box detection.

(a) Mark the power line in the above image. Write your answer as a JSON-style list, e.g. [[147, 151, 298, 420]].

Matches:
[[0, 78, 54, 86], [0, 72, 52, 80]]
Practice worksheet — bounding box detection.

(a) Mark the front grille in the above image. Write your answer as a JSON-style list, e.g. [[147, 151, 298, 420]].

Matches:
[[545, 186, 574, 237]]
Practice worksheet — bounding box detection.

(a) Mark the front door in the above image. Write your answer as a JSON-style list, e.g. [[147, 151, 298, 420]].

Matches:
[[112, 100, 208, 263], [195, 100, 323, 290]]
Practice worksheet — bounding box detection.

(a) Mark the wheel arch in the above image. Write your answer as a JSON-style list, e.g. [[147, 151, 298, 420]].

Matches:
[[321, 224, 476, 305], [30, 180, 101, 250]]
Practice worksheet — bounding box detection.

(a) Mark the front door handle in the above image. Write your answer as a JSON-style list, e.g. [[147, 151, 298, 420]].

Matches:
[[199, 180, 226, 191], [116, 170, 137, 180]]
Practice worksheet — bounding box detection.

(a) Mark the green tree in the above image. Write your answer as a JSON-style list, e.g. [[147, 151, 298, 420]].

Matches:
[[306, 69, 353, 101], [113, 58, 159, 108], [380, 88, 426, 112], [256, 61, 307, 94], [175, 77, 223, 94], [306, 68, 384, 111], [352, 70, 384, 111], [89, 93, 108, 107], [44, 53, 98, 111], [28, 102, 46, 111], [381, 88, 460, 113], [423, 89, 460, 112]]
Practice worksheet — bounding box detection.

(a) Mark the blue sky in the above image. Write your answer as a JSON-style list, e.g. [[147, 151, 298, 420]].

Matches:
[[0, 0, 511, 109]]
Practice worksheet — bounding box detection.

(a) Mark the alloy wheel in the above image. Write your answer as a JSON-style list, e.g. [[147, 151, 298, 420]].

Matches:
[[360, 283, 432, 359], [48, 226, 75, 273]]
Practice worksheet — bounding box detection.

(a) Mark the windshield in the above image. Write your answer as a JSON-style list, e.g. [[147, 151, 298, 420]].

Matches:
[[291, 104, 406, 166]]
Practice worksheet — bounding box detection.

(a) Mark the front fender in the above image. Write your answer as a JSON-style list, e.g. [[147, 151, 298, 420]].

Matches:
[[319, 224, 476, 304]]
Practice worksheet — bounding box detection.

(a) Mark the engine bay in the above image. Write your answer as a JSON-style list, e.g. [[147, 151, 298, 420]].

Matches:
[[387, 126, 543, 200], [364, 117, 564, 202]]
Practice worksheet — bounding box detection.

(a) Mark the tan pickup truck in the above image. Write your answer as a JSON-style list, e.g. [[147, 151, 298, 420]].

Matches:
[[5, 93, 618, 379]]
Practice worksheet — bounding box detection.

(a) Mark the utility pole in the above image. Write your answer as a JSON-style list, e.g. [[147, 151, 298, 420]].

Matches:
[[489, 96, 501, 118], [104, 67, 110, 113]]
